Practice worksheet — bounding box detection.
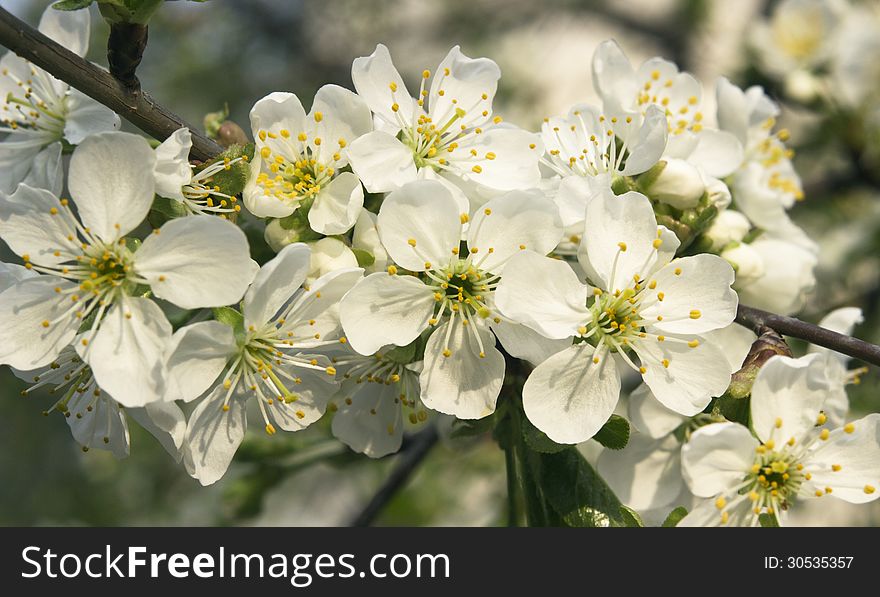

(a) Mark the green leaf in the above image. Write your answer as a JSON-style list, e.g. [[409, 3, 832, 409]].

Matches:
[[521, 415, 567, 454], [661, 506, 688, 527], [758, 513, 779, 528], [213, 306, 245, 343], [150, 195, 188, 220], [52, 0, 94, 10], [592, 415, 630, 450], [351, 247, 375, 268], [619, 505, 645, 527], [527, 447, 624, 527], [449, 416, 495, 440]]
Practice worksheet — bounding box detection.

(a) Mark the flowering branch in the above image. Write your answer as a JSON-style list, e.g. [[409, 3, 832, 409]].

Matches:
[[0, 6, 223, 161], [735, 304, 880, 367]]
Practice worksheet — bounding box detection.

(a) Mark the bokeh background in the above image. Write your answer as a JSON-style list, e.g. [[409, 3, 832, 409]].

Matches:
[[1, 0, 879, 526]]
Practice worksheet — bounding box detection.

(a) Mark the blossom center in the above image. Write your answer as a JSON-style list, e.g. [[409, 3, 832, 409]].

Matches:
[[1, 65, 67, 139]]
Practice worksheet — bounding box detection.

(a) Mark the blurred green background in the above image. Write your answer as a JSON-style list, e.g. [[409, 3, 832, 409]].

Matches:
[[1, 0, 879, 526]]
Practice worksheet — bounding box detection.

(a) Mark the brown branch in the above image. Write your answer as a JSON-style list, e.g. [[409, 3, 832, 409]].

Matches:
[[735, 304, 880, 368], [0, 6, 223, 161]]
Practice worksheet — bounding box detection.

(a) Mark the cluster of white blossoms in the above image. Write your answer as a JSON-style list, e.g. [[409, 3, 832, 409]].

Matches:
[[0, 7, 877, 525]]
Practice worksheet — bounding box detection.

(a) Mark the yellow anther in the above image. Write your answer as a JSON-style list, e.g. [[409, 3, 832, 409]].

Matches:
[[831, 464, 842, 472], [689, 310, 701, 319], [472, 165, 482, 174], [657, 292, 665, 301], [816, 412, 827, 425], [865, 485, 876, 494], [391, 103, 400, 112], [820, 429, 830, 441], [260, 146, 271, 159], [326, 366, 337, 376], [674, 267, 682, 275], [687, 339, 699, 348], [460, 213, 469, 224], [715, 497, 726, 509], [314, 111, 323, 122], [407, 238, 417, 247], [387, 265, 398, 275], [775, 417, 783, 429], [661, 359, 670, 368], [298, 132, 308, 141], [825, 487, 833, 494], [265, 423, 276, 436], [617, 242, 627, 252], [844, 423, 855, 434], [442, 349, 451, 358], [652, 238, 662, 249], [422, 69, 430, 79]]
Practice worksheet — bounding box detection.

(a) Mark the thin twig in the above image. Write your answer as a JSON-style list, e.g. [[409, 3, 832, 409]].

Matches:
[[735, 304, 880, 367], [348, 424, 440, 527], [0, 6, 223, 161]]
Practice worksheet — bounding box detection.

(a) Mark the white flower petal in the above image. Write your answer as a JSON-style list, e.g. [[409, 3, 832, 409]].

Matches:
[[164, 321, 236, 403], [702, 323, 757, 371], [266, 358, 336, 432], [598, 433, 684, 511], [339, 272, 434, 355], [249, 91, 307, 139], [308, 84, 373, 159], [84, 297, 171, 408], [619, 105, 668, 175], [809, 307, 863, 366], [494, 250, 589, 339], [420, 320, 504, 419], [332, 380, 404, 458], [39, 5, 89, 56], [490, 319, 568, 366], [67, 397, 130, 458], [429, 46, 500, 127], [243, 242, 310, 329], [183, 387, 248, 486], [0, 276, 79, 369], [681, 422, 757, 497], [22, 143, 63, 196], [804, 414, 880, 504], [0, 136, 47, 195], [63, 88, 121, 145], [153, 127, 192, 201], [68, 132, 156, 241], [685, 128, 744, 178], [306, 237, 358, 282], [351, 44, 413, 127], [627, 383, 688, 439], [553, 175, 605, 229], [639, 254, 737, 335], [308, 171, 364, 235], [377, 179, 461, 271], [591, 40, 637, 113], [467, 190, 562, 274], [456, 127, 542, 191], [735, 237, 817, 315], [715, 77, 749, 145], [0, 261, 36, 293], [352, 210, 388, 274], [749, 354, 830, 444], [0, 184, 80, 267], [281, 267, 363, 344], [636, 336, 732, 416], [129, 401, 187, 461], [522, 344, 621, 444], [136, 216, 258, 309], [577, 189, 659, 291], [347, 130, 417, 193]]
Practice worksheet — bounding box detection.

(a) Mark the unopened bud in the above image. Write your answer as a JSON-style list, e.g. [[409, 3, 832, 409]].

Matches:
[[641, 159, 705, 209], [307, 237, 358, 282], [722, 243, 766, 286], [704, 210, 751, 251], [217, 121, 249, 149]]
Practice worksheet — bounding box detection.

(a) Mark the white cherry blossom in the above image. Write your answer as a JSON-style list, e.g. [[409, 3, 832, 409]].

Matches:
[[0, 7, 119, 193], [340, 179, 564, 419], [680, 354, 880, 526], [496, 189, 737, 443], [0, 132, 257, 408], [348, 44, 542, 198]]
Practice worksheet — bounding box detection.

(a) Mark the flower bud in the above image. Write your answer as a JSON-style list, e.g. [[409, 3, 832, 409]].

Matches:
[[722, 242, 766, 286], [704, 210, 751, 251], [642, 159, 706, 209], [307, 237, 358, 282]]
